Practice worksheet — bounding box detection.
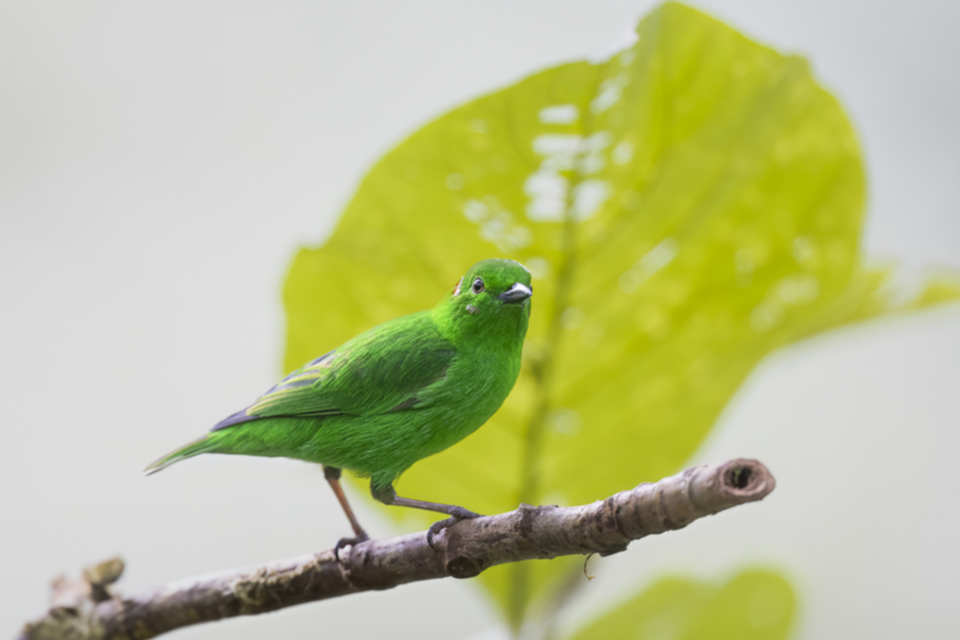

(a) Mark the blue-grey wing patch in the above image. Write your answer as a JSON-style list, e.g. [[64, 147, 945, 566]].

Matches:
[[212, 409, 256, 431]]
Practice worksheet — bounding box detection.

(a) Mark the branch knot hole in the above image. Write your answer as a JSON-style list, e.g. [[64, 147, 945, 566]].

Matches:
[[718, 459, 774, 499], [727, 465, 753, 490]]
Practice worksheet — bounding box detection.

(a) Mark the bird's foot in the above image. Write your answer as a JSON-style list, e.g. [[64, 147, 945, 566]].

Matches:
[[333, 533, 370, 562], [426, 507, 481, 551]]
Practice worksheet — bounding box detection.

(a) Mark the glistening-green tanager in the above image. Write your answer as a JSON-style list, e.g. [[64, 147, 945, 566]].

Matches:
[[147, 258, 532, 549]]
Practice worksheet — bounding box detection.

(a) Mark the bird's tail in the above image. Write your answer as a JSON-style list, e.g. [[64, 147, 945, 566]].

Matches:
[[144, 434, 216, 475]]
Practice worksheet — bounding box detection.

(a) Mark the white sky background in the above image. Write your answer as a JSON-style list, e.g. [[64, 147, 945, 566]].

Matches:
[[1, 1, 958, 639]]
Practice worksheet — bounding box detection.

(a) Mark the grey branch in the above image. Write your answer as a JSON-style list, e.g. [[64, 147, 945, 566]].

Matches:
[[19, 458, 775, 640]]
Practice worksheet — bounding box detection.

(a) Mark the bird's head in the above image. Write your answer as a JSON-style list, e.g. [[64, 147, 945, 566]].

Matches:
[[438, 258, 532, 342]]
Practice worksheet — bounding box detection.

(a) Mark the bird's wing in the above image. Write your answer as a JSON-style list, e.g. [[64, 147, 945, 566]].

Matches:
[[212, 312, 456, 430]]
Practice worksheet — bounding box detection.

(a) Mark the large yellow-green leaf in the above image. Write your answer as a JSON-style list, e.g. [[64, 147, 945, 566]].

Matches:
[[283, 1, 959, 626], [567, 570, 795, 640]]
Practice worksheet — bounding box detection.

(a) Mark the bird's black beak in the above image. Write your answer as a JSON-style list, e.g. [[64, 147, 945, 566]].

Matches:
[[499, 282, 532, 304]]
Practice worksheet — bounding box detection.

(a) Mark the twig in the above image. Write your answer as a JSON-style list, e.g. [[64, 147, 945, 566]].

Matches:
[[18, 458, 775, 640]]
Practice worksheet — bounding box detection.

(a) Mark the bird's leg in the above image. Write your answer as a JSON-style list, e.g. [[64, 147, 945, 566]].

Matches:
[[371, 483, 481, 550], [323, 465, 369, 560]]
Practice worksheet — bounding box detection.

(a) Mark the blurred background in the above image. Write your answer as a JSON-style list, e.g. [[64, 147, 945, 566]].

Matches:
[[2, 1, 958, 639]]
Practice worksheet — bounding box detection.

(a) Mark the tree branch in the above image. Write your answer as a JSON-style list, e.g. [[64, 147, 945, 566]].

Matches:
[[19, 458, 775, 640]]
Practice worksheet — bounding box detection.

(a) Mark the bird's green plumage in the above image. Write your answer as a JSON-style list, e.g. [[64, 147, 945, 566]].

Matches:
[[147, 259, 532, 493]]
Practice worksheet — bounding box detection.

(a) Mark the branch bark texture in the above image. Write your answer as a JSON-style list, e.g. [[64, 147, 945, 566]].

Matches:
[[20, 458, 775, 640]]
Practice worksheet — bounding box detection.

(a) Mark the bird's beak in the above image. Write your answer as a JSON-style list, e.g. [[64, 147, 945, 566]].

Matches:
[[499, 282, 532, 304]]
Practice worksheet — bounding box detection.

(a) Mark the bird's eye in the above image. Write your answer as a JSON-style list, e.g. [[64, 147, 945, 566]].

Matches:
[[472, 278, 484, 294]]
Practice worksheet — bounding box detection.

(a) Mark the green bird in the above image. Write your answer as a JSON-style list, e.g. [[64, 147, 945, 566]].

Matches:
[[146, 258, 532, 550]]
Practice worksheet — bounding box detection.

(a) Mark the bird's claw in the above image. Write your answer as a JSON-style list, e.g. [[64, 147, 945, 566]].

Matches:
[[333, 533, 370, 562], [426, 508, 481, 551]]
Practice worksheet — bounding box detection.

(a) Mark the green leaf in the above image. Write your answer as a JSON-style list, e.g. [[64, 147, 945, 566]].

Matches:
[[567, 569, 795, 640], [282, 0, 959, 627]]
